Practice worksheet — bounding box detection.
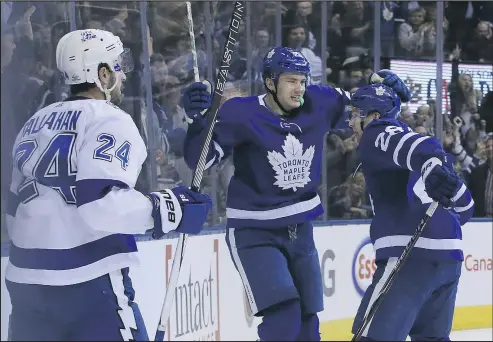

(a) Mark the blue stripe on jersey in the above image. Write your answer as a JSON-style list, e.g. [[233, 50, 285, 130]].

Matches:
[[7, 190, 20, 217], [9, 234, 137, 270], [76, 178, 130, 207]]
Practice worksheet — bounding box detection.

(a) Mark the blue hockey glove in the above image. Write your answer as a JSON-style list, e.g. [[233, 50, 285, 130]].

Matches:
[[182, 80, 212, 123], [370, 69, 411, 103], [147, 186, 212, 238], [421, 157, 460, 208]]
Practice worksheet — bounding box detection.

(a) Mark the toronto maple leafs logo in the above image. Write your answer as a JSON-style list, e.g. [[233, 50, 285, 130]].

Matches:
[[375, 86, 386, 96], [267, 134, 315, 192]]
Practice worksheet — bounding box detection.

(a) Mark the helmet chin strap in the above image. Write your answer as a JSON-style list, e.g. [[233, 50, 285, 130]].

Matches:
[[268, 80, 303, 116], [95, 72, 120, 103]]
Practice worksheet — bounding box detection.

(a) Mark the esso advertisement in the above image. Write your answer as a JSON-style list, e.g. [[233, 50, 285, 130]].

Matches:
[[352, 237, 376, 297]]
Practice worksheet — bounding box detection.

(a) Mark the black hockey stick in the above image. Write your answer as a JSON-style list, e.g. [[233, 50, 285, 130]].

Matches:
[[154, 2, 245, 341], [352, 201, 439, 341]]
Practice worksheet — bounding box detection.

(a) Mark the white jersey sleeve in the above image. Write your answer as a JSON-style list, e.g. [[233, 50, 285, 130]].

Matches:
[[75, 103, 154, 234]]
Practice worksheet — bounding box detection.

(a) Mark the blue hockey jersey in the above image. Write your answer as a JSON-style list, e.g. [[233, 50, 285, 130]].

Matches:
[[184, 85, 351, 229], [359, 118, 475, 262]]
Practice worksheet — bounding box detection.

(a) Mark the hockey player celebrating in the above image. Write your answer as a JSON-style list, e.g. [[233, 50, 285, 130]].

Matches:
[[347, 84, 475, 341], [181, 47, 411, 341], [5, 29, 211, 341]]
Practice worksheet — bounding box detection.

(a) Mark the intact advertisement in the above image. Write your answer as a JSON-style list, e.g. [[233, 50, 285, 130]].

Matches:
[[130, 236, 222, 341]]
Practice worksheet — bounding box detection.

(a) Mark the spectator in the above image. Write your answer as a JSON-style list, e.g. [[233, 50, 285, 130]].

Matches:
[[283, 1, 321, 52], [479, 91, 493, 134], [397, 6, 436, 58], [466, 134, 493, 217], [379, 1, 401, 57], [327, 171, 372, 219], [339, 1, 373, 58], [283, 23, 323, 84], [464, 21, 493, 63], [398, 105, 416, 129]]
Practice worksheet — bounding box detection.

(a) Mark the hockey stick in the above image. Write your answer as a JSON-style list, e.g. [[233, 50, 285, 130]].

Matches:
[[352, 201, 439, 341], [154, 2, 245, 341]]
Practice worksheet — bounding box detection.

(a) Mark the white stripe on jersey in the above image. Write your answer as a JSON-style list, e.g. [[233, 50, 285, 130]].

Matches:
[[226, 194, 321, 221], [406, 136, 430, 171], [373, 235, 462, 252], [392, 132, 417, 167], [108, 270, 139, 341]]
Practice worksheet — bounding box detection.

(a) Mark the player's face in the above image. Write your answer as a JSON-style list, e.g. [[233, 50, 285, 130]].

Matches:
[[348, 107, 364, 136], [348, 107, 377, 138], [109, 71, 127, 105], [275, 73, 306, 111]]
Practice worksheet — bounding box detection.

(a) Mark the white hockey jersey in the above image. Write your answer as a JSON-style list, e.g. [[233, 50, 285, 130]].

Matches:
[[6, 96, 153, 286]]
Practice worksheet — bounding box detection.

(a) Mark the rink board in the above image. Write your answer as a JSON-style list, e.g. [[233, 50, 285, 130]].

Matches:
[[1, 220, 491, 341]]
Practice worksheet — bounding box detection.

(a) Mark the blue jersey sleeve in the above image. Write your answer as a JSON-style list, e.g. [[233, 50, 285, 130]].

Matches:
[[184, 97, 245, 171], [306, 85, 351, 130], [360, 119, 446, 174]]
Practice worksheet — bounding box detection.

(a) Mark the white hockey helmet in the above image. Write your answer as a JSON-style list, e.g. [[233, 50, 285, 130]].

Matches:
[[56, 29, 133, 94]]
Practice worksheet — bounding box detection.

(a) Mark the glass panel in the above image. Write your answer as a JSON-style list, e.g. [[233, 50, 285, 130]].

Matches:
[[320, 1, 374, 221], [1, 2, 71, 243], [75, 1, 157, 194], [4, 0, 489, 246]]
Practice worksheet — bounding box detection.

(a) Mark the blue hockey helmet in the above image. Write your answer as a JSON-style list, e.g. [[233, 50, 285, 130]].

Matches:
[[350, 84, 401, 120], [262, 47, 310, 83]]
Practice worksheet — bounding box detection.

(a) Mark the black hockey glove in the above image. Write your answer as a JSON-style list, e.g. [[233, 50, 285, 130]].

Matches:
[[421, 157, 460, 208]]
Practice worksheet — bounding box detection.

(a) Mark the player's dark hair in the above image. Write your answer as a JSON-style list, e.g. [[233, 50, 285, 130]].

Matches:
[[69, 63, 112, 95]]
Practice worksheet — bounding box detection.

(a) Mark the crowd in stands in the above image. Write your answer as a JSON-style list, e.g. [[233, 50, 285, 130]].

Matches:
[[1, 1, 492, 240]]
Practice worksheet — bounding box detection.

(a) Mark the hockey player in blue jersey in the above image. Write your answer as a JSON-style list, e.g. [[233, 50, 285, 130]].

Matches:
[[180, 46, 411, 341], [5, 29, 212, 341], [347, 84, 475, 341]]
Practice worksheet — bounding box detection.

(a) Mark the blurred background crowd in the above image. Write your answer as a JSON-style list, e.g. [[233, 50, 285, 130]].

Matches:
[[1, 1, 493, 242]]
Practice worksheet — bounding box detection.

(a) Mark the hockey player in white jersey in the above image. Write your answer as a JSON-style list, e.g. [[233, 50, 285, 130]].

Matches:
[[5, 29, 212, 341]]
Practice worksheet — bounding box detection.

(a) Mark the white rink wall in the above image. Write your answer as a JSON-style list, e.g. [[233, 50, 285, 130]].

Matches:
[[1, 220, 492, 341]]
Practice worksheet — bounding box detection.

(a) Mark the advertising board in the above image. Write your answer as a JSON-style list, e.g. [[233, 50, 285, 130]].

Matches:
[[1, 221, 491, 341]]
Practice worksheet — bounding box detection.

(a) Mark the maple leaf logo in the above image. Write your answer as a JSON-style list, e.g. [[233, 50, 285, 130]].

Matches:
[[267, 134, 315, 192], [375, 86, 385, 96]]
